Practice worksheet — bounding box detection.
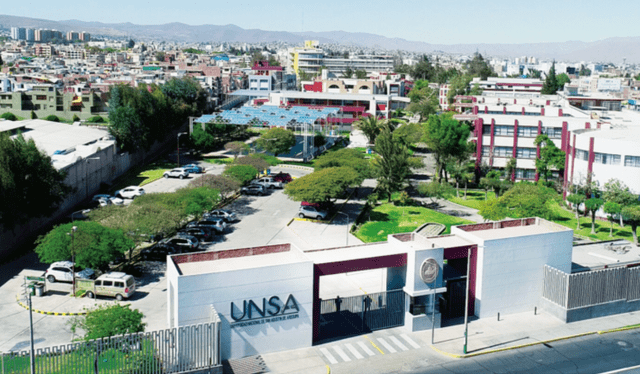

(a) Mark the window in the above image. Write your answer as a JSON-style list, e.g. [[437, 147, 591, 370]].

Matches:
[[625, 156, 640, 167], [494, 126, 514, 136], [36, 95, 47, 100], [516, 169, 536, 179], [517, 147, 537, 159], [518, 126, 537, 137], [594, 153, 621, 165], [575, 149, 589, 161], [543, 127, 562, 139], [114, 282, 124, 288], [482, 146, 490, 156], [482, 125, 491, 135], [103, 281, 113, 287], [494, 146, 512, 157]]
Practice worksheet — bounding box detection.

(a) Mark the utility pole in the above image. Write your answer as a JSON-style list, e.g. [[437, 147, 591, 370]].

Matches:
[[28, 293, 35, 374]]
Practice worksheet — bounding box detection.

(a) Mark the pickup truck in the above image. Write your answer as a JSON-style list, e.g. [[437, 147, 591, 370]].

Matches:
[[251, 177, 283, 189]]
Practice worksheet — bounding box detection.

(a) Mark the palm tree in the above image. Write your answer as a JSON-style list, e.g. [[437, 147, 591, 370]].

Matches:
[[354, 116, 387, 145]]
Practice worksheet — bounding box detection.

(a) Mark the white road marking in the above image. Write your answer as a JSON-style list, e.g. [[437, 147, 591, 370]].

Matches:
[[389, 336, 409, 351], [345, 343, 364, 359], [273, 210, 280, 216], [333, 346, 351, 362], [376, 338, 397, 353], [357, 341, 376, 356], [400, 334, 421, 349], [319, 347, 338, 364]]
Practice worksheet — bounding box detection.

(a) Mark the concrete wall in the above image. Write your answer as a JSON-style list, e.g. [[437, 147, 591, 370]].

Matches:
[[541, 296, 640, 323], [174, 261, 314, 360]]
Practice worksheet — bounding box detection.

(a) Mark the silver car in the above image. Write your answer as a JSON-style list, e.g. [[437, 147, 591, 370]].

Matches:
[[204, 209, 238, 222], [163, 168, 189, 179], [298, 206, 328, 220]]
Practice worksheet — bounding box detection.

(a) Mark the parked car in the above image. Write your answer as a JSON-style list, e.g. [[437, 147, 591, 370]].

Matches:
[[298, 206, 328, 220], [44, 261, 95, 283], [272, 172, 293, 183], [86, 272, 136, 301], [241, 184, 267, 196], [182, 164, 204, 174], [204, 209, 238, 223], [161, 235, 199, 251], [251, 177, 283, 189], [163, 168, 190, 179], [92, 194, 124, 206], [187, 217, 226, 234], [140, 242, 183, 261], [115, 186, 146, 199], [178, 227, 214, 242]]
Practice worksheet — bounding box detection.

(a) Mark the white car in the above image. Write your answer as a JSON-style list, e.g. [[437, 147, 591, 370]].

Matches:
[[204, 209, 238, 222], [115, 186, 146, 199], [92, 194, 124, 206], [163, 168, 189, 179], [251, 177, 283, 189], [298, 206, 328, 220], [44, 261, 95, 283]]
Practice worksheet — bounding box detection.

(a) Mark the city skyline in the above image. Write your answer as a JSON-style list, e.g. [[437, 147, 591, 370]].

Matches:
[[3, 0, 638, 45]]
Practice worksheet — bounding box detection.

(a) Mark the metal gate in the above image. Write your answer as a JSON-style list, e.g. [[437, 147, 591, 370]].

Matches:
[[318, 290, 405, 343]]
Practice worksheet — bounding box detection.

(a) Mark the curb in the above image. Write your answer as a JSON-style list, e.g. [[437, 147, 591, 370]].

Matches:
[[293, 217, 326, 224], [278, 164, 314, 171], [16, 294, 87, 316], [430, 324, 640, 359]]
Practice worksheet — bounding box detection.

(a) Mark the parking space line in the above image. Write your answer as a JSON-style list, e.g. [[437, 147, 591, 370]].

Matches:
[[319, 348, 338, 364], [333, 346, 351, 362], [400, 334, 421, 349], [345, 343, 364, 359], [357, 341, 376, 356], [389, 336, 409, 351], [376, 338, 397, 353]]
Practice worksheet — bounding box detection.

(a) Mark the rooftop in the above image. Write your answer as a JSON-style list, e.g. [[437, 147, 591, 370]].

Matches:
[[304, 242, 402, 264], [571, 240, 640, 272], [454, 218, 572, 241]]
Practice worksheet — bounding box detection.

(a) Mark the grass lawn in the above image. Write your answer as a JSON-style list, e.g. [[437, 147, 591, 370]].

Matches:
[[355, 202, 474, 243], [446, 189, 636, 242], [204, 157, 234, 165], [110, 161, 175, 192]]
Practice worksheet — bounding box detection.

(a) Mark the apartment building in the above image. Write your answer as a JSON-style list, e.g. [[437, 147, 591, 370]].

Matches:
[[0, 84, 107, 119]]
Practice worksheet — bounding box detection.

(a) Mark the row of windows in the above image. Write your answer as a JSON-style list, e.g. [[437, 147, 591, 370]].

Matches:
[[574, 149, 640, 167], [481, 146, 537, 159], [482, 125, 562, 138]]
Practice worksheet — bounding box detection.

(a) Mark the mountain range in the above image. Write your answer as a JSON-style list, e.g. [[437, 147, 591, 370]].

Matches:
[[1, 14, 638, 63]]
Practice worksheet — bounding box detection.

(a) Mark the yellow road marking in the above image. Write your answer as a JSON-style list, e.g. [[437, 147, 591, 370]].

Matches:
[[364, 335, 385, 355]]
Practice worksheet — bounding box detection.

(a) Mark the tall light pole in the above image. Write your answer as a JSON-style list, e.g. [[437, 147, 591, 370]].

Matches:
[[336, 211, 349, 246], [177, 132, 188, 167], [67, 226, 78, 297], [28, 292, 35, 374]]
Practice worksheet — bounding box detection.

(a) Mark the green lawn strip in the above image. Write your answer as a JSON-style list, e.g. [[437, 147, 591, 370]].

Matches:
[[448, 189, 497, 210], [110, 162, 175, 192], [355, 202, 474, 243], [203, 157, 234, 165]]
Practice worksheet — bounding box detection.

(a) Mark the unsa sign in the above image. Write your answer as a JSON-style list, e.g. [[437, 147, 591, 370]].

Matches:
[[230, 294, 300, 322]]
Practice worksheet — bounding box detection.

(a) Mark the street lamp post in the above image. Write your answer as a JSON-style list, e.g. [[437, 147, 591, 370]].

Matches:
[[177, 132, 188, 167], [336, 211, 349, 246], [67, 226, 78, 297]]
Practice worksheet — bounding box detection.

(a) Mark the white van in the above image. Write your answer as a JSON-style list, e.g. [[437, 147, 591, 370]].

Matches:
[[86, 272, 136, 301]]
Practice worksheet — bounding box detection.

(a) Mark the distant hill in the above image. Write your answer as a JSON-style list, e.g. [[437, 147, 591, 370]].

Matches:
[[1, 14, 638, 62]]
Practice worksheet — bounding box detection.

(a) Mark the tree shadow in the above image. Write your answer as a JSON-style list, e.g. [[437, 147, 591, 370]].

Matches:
[[225, 197, 260, 217], [369, 211, 390, 222]]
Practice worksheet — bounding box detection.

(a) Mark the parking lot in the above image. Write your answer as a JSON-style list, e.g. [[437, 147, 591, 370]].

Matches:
[[0, 163, 332, 352]]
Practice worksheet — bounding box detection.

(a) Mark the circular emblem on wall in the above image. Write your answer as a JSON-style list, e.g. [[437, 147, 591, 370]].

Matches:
[[420, 258, 439, 284]]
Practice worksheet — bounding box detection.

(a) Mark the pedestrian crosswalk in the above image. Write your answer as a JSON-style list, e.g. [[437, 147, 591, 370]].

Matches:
[[318, 334, 422, 364]]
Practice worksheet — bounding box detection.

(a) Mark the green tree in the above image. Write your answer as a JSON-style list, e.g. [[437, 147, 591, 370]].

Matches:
[[355, 69, 368, 79], [422, 113, 471, 182], [256, 128, 296, 157], [314, 148, 372, 179], [566, 193, 586, 230], [1, 112, 17, 121], [190, 124, 216, 151], [622, 206, 640, 244], [0, 133, 70, 228], [407, 82, 439, 121], [584, 198, 604, 235], [465, 52, 494, 80], [373, 126, 411, 201], [343, 66, 354, 78], [417, 181, 454, 205], [190, 174, 240, 200], [579, 65, 591, 77], [480, 170, 510, 198], [534, 134, 565, 182], [72, 114, 80, 122], [446, 74, 473, 104], [354, 116, 386, 145], [504, 157, 517, 183], [35, 221, 134, 271], [70, 304, 145, 341], [412, 55, 435, 81], [284, 167, 362, 204], [604, 201, 621, 237], [556, 73, 570, 91], [392, 123, 424, 146], [224, 141, 250, 160], [127, 39, 135, 49], [44, 115, 60, 122], [235, 155, 269, 173], [30, 110, 37, 119], [603, 178, 635, 227], [155, 51, 166, 61], [469, 83, 483, 96], [481, 182, 557, 221], [541, 62, 559, 94], [478, 198, 509, 221], [314, 133, 326, 148], [223, 164, 258, 185]]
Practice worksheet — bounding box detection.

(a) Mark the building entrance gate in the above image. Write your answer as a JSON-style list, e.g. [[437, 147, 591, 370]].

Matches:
[[318, 289, 405, 342]]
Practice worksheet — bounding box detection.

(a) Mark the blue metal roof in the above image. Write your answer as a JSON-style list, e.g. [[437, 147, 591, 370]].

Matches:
[[193, 106, 340, 126]]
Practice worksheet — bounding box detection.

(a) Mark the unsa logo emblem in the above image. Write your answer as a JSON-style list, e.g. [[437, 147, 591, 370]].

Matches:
[[420, 258, 439, 284]]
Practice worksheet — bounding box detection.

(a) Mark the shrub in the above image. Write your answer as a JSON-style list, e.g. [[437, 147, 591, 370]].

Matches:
[[72, 114, 80, 122], [0, 112, 17, 121], [223, 164, 258, 185], [251, 153, 281, 166], [30, 110, 37, 119], [44, 115, 60, 122], [86, 115, 105, 123], [235, 155, 269, 173]]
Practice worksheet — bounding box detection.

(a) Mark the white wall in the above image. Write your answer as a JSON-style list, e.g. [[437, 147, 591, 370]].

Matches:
[[175, 260, 314, 360], [474, 230, 573, 318]]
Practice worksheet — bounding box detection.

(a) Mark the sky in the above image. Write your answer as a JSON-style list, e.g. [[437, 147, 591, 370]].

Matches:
[[4, 0, 638, 45]]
